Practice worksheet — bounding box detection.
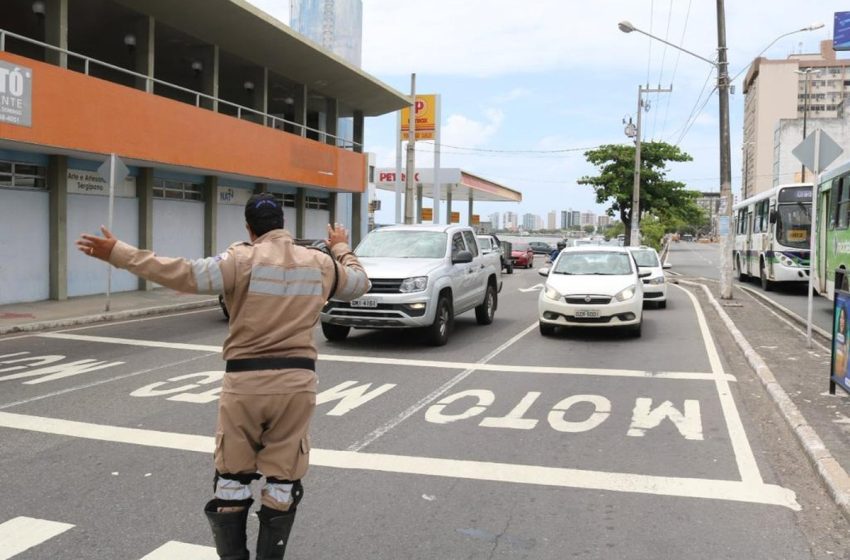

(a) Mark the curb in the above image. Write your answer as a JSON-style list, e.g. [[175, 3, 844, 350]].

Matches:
[[737, 284, 832, 342], [0, 298, 219, 335], [680, 279, 850, 522]]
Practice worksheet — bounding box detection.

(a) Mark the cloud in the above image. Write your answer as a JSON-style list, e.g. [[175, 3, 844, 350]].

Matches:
[[491, 88, 533, 104]]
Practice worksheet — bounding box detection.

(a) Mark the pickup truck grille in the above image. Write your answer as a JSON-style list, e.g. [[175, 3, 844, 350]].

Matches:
[[368, 279, 404, 294]]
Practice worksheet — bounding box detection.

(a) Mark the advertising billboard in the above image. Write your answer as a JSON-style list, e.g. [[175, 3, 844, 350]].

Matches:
[[834, 12, 850, 51]]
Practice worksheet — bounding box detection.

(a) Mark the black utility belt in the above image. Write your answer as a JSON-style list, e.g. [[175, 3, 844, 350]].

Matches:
[[225, 357, 316, 373]]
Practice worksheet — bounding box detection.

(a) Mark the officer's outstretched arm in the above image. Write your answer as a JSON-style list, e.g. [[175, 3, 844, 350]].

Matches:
[[325, 223, 370, 302]]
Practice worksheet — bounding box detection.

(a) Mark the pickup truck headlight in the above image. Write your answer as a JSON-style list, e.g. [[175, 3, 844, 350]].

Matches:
[[615, 285, 636, 301], [399, 276, 428, 293], [543, 286, 562, 301]]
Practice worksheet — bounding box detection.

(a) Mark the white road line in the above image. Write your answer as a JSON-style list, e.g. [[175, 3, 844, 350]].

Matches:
[[346, 322, 538, 451], [36, 332, 731, 382], [139, 541, 218, 560], [672, 283, 764, 485], [738, 287, 831, 352], [0, 411, 799, 511], [0, 516, 74, 560]]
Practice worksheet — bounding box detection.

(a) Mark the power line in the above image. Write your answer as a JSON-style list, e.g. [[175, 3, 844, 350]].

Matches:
[[416, 141, 599, 154], [651, 0, 674, 140], [675, 85, 717, 146], [660, 0, 692, 139]]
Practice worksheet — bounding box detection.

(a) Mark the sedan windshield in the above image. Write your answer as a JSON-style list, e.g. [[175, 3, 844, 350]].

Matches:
[[513, 243, 529, 251], [356, 231, 447, 258], [630, 249, 659, 267], [554, 252, 633, 275], [776, 203, 811, 249]]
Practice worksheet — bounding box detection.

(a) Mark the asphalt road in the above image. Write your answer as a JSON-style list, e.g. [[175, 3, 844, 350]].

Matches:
[[0, 266, 847, 559], [667, 242, 834, 334]]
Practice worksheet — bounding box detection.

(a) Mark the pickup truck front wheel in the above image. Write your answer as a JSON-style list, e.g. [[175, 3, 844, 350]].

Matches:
[[475, 285, 497, 325], [426, 295, 453, 346], [322, 322, 350, 342]]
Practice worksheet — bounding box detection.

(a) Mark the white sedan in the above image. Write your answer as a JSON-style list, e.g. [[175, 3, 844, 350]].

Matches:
[[537, 246, 649, 337], [628, 246, 670, 309]]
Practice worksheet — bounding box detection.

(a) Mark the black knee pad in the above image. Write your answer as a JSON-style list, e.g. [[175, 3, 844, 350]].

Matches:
[[213, 470, 261, 492]]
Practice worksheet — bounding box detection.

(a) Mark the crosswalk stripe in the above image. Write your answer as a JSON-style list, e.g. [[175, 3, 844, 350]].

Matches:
[[0, 516, 74, 560], [139, 541, 218, 559]]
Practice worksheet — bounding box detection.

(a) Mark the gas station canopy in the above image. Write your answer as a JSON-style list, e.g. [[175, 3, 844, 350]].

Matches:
[[375, 168, 522, 203]]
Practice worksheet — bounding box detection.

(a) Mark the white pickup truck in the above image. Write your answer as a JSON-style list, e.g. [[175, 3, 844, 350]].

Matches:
[[320, 224, 502, 346]]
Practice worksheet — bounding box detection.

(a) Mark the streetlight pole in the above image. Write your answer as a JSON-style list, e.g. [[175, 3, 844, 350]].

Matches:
[[796, 68, 822, 183]]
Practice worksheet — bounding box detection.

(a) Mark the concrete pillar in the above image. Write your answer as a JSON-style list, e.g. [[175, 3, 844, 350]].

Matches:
[[468, 191, 474, 226], [134, 16, 155, 93], [199, 45, 219, 111], [446, 186, 453, 224], [45, 0, 68, 68], [254, 183, 268, 194], [328, 192, 338, 224], [351, 110, 366, 243], [325, 98, 338, 146], [259, 67, 269, 125], [295, 188, 306, 239], [293, 84, 308, 137], [137, 168, 154, 291], [416, 185, 423, 224], [47, 155, 68, 300], [204, 176, 218, 257]]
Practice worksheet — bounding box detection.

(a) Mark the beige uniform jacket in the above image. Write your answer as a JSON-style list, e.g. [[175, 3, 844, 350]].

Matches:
[[108, 229, 370, 394]]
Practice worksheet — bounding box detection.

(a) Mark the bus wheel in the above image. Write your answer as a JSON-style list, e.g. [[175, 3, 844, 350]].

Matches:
[[736, 255, 747, 282], [760, 261, 773, 291]]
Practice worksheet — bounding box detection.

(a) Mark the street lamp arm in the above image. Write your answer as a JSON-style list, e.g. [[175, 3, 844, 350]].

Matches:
[[729, 23, 825, 83], [619, 21, 718, 67]]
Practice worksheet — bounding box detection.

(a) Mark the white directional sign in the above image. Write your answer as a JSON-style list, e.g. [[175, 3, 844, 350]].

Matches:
[[792, 129, 843, 174], [97, 154, 130, 185]]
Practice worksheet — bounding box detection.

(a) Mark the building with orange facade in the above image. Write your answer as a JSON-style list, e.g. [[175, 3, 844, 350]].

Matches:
[[0, 0, 408, 304]]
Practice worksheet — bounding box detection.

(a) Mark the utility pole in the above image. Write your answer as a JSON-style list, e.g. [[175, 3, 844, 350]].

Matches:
[[716, 0, 734, 299], [629, 84, 671, 247], [404, 73, 417, 224]]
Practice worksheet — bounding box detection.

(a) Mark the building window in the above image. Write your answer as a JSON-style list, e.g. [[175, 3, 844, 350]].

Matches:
[[0, 160, 47, 190], [153, 178, 203, 201], [269, 193, 296, 208], [305, 196, 329, 210]]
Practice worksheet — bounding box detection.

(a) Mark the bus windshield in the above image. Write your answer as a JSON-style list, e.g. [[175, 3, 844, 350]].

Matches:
[[776, 202, 811, 249]]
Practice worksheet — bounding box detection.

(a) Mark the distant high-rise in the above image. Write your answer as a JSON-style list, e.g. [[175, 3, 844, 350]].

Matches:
[[489, 212, 500, 230], [290, 0, 363, 67], [560, 210, 568, 229], [547, 211, 557, 230]]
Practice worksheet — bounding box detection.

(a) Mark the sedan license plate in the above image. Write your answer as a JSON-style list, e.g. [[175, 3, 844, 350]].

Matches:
[[575, 309, 599, 318], [350, 298, 378, 308]]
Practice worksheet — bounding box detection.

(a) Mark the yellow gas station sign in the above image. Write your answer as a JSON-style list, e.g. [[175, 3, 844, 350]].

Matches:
[[421, 207, 433, 221], [400, 94, 437, 141], [450, 211, 460, 224]]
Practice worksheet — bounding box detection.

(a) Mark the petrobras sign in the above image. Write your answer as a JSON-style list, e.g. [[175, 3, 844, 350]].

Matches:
[[217, 186, 253, 206], [0, 61, 32, 127], [67, 169, 136, 197]]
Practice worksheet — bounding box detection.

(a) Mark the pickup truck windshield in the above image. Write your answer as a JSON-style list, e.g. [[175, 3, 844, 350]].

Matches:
[[356, 231, 448, 258]]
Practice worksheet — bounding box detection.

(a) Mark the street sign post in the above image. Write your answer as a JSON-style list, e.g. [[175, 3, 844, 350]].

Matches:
[[792, 130, 843, 348], [97, 154, 130, 312]]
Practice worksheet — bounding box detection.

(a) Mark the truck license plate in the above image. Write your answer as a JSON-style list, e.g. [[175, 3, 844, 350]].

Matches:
[[350, 298, 378, 308], [575, 310, 599, 318]]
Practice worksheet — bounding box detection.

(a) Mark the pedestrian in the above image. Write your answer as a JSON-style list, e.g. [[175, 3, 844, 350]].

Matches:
[[76, 193, 371, 560], [549, 240, 566, 263]]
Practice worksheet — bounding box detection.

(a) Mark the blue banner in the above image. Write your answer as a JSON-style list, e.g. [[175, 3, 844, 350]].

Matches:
[[831, 290, 850, 394]]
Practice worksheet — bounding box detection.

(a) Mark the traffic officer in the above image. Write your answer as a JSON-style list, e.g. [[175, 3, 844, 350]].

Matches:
[[76, 193, 371, 560]]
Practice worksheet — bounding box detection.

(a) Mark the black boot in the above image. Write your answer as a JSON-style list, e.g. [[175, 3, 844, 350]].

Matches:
[[256, 505, 297, 560], [204, 499, 252, 560]]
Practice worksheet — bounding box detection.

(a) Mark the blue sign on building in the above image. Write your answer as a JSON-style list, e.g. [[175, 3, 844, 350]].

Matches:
[[835, 12, 850, 51]]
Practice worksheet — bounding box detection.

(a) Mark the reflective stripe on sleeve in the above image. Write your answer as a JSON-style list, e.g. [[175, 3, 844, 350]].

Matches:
[[335, 269, 370, 300], [248, 265, 323, 297], [191, 258, 224, 294]]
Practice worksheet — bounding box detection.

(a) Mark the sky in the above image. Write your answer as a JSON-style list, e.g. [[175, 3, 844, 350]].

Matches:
[[245, 0, 848, 226]]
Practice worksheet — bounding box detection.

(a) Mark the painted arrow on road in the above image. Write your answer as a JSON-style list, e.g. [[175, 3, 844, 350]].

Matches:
[[518, 284, 544, 292]]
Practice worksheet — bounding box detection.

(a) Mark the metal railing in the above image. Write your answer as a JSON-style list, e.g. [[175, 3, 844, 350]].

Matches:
[[0, 28, 361, 150]]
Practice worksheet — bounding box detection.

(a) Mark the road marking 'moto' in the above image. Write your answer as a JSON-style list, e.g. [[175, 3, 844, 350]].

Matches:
[[0, 516, 74, 560], [36, 332, 732, 382], [672, 283, 764, 485], [0, 411, 799, 511]]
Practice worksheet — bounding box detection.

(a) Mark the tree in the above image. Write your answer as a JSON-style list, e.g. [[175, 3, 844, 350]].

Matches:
[[578, 142, 694, 246], [582, 225, 595, 234]]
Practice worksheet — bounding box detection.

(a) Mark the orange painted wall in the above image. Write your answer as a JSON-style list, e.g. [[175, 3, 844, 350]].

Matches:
[[0, 52, 366, 193]]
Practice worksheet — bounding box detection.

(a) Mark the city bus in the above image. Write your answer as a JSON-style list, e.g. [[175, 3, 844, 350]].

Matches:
[[733, 183, 812, 291], [813, 159, 850, 300]]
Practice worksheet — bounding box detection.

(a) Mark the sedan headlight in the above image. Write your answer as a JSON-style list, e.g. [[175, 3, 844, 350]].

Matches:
[[648, 276, 666, 285], [615, 285, 636, 301], [399, 276, 428, 293], [543, 286, 562, 301]]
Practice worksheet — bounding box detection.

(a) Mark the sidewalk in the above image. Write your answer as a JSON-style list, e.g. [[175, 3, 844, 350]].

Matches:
[[681, 277, 850, 522], [0, 289, 218, 335]]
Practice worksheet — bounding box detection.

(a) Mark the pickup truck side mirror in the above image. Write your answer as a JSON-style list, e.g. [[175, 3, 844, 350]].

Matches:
[[638, 269, 652, 278], [452, 250, 473, 264]]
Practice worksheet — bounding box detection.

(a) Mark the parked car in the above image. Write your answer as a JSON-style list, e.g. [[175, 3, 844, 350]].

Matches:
[[537, 246, 650, 337], [529, 241, 553, 254], [478, 234, 513, 274], [511, 242, 535, 269], [320, 224, 502, 346], [628, 246, 670, 309]]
